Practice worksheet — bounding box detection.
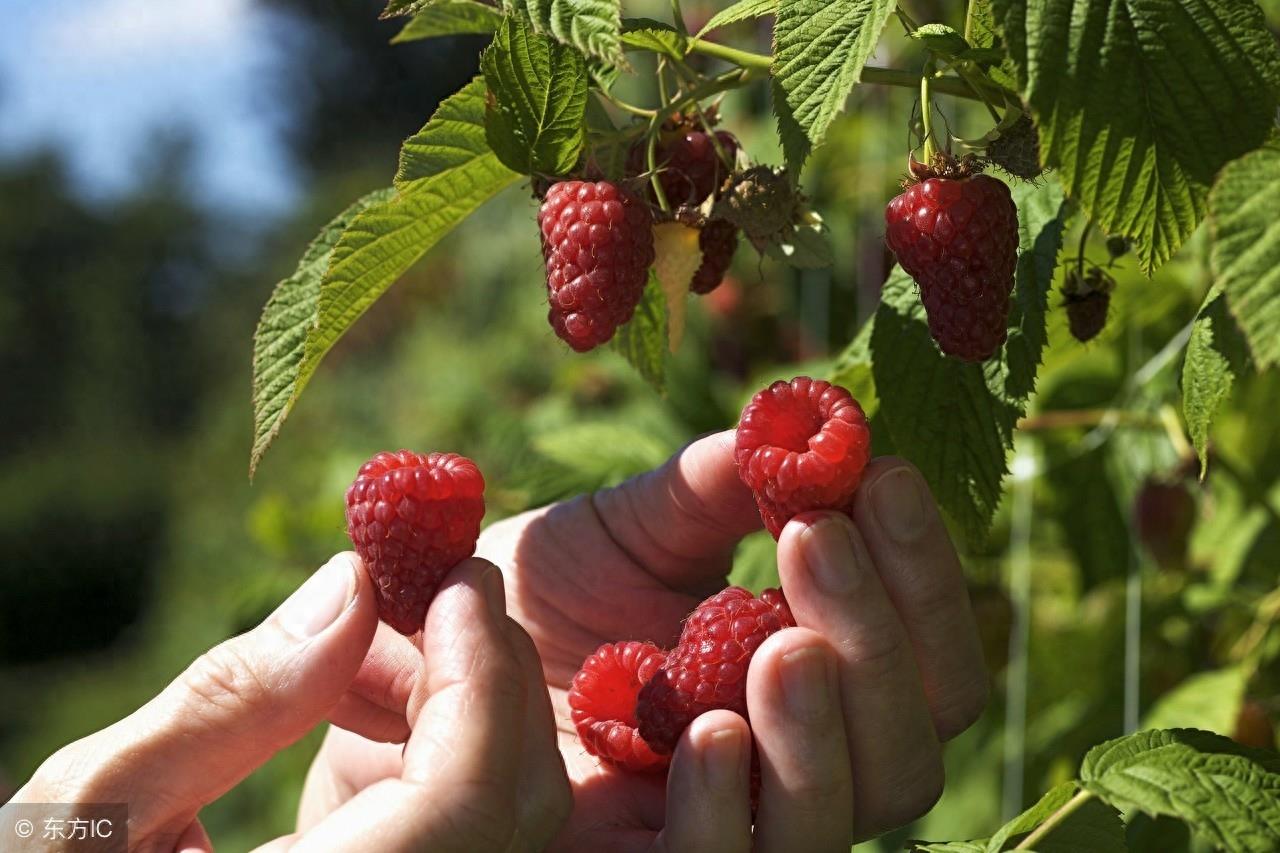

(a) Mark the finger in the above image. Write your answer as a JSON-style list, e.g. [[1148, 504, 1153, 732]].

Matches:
[[42, 553, 378, 840], [328, 692, 411, 743], [505, 620, 573, 850], [296, 727, 404, 831], [778, 513, 944, 839], [747, 629, 854, 853], [293, 559, 529, 852], [592, 430, 761, 589], [652, 710, 752, 853], [341, 621, 424, 718], [852, 459, 988, 740]]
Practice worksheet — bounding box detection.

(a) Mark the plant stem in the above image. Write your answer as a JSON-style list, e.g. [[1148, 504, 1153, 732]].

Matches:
[[646, 119, 671, 212], [686, 38, 772, 70], [670, 0, 689, 38], [671, 59, 735, 168], [1016, 790, 1096, 849], [1076, 219, 1092, 279], [598, 90, 658, 118], [921, 66, 936, 161]]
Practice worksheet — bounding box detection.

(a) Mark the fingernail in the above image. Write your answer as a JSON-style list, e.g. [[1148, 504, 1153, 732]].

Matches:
[[277, 556, 356, 640], [702, 727, 744, 790], [482, 566, 507, 622], [870, 466, 927, 543], [800, 515, 863, 595], [780, 647, 832, 721]]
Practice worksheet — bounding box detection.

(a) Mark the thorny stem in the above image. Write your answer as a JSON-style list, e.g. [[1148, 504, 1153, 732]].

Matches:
[[1015, 789, 1096, 850]]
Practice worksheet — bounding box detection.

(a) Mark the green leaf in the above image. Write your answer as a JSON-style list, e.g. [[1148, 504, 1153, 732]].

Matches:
[[296, 79, 518, 447], [620, 19, 687, 59], [985, 782, 1126, 852], [381, 0, 428, 18], [612, 269, 668, 392], [989, 0, 1280, 273], [482, 16, 588, 175], [907, 842, 989, 853], [1143, 666, 1248, 736], [391, 1, 502, 42], [830, 316, 878, 417], [1081, 728, 1280, 852], [1208, 142, 1280, 368], [697, 0, 778, 36], [533, 421, 675, 478], [870, 178, 1066, 542], [502, 0, 623, 65], [1182, 285, 1251, 472], [762, 213, 834, 269], [250, 189, 397, 476], [771, 0, 896, 172]]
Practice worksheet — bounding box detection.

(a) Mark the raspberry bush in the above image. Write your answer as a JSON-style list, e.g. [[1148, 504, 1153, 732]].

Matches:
[[247, 0, 1280, 847]]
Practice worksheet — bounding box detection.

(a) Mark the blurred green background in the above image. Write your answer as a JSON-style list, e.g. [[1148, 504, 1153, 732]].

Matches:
[[2, 1, 1278, 850]]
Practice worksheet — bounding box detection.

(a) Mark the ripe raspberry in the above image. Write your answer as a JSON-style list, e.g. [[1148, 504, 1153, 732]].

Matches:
[[568, 641, 671, 772], [1062, 267, 1115, 343], [884, 155, 1019, 362], [735, 376, 872, 539], [628, 128, 738, 206], [345, 451, 485, 635], [1133, 475, 1196, 571], [539, 181, 656, 352], [691, 219, 739, 295], [636, 587, 795, 754]]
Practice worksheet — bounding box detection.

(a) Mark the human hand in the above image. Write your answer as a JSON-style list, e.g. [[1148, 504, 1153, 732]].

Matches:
[[331, 430, 988, 850], [12, 554, 569, 853]]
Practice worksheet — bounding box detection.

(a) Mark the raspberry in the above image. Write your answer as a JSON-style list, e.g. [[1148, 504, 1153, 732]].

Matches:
[[984, 113, 1045, 181], [691, 219, 739, 294], [636, 587, 795, 754], [884, 155, 1019, 362], [345, 451, 485, 635], [734, 376, 872, 539], [713, 165, 797, 248], [628, 128, 738, 207], [1133, 475, 1196, 571], [1062, 267, 1115, 343], [539, 180, 656, 352], [568, 641, 671, 772]]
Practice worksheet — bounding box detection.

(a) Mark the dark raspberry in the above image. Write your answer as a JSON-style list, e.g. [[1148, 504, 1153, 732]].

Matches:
[[1133, 476, 1196, 571], [735, 376, 872, 539], [1062, 267, 1115, 343], [628, 129, 738, 207], [569, 641, 671, 772], [714, 165, 797, 247], [691, 219, 739, 295], [884, 156, 1019, 362], [345, 451, 485, 635], [539, 181, 655, 352], [636, 587, 795, 754], [1234, 701, 1276, 750]]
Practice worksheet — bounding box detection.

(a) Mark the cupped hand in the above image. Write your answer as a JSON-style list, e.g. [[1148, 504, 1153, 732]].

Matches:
[[330, 430, 989, 851], [12, 554, 569, 853]]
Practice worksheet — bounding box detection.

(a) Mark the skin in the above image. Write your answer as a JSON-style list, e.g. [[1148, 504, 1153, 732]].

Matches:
[[13, 429, 987, 852], [309, 430, 989, 852]]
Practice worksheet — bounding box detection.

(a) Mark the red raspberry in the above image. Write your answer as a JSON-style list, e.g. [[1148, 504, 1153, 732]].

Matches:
[[690, 219, 739, 295], [735, 376, 872, 539], [636, 587, 795, 754], [884, 156, 1019, 362], [628, 129, 738, 207], [539, 181, 656, 352], [345, 451, 485, 635], [1133, 476, 1196, 571], [568, 641, 671, 772]]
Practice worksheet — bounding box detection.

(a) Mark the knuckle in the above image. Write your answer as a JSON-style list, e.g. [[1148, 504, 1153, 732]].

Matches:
[[841, 625, 910, 682], [181, 641, 275, 730]]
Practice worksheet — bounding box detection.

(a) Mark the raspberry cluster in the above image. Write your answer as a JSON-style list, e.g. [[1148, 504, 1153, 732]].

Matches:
[[735, 376, 872, 538], [884, 156, 1019, 362], [345, 451, 486, 635], [539, 180, 656, 352], [568, 586, 794, 773]]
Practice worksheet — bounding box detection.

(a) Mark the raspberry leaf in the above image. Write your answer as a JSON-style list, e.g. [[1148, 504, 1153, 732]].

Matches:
[[1079, 728, 1280, 850], [697, 0, 777, 37], [482, 16, 588, 175], [1181, 286, 1251, 473], [1207, 142, 1280, 370], [612, 269, 669, 393], [989, 0, 1280, 274], [501, 0, 623, 66], [1142, 667, 1247, 735], [771, 0, 896, 173], [869, 179, 1066, 543], [250, 188, 396, 477], [620, 19, 687, 60], [391, 1, 502, 42], [983, 782, 1125, 852]]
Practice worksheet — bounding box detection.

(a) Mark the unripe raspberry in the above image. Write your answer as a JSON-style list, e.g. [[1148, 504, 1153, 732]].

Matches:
[[538, 181, 656, 352], [691, 219, 739, 295]]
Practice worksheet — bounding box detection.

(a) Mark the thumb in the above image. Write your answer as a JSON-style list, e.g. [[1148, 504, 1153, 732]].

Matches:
[[73, 553, 378, 838]]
